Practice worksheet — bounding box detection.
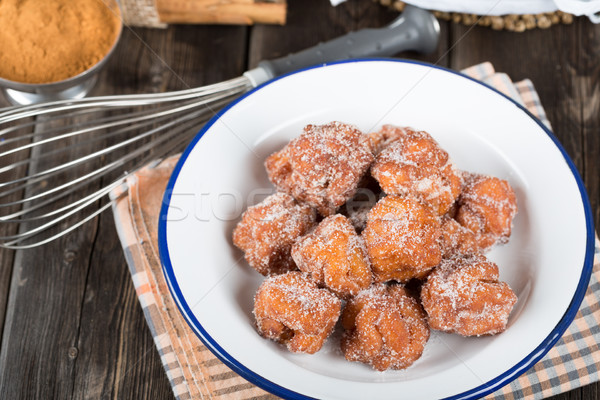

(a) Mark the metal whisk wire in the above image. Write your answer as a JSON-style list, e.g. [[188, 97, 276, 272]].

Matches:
[[0, 76, 252, 249], [0, 5, 441, 249]]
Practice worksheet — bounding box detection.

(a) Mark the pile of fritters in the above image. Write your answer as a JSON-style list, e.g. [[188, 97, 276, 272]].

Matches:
[[233, 121, 518, 371]]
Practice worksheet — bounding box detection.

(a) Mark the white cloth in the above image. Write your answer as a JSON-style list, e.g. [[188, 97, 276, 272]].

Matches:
[[330, 0, 600, 22], [555, 0, 600, 21], [398, 0, 558, 15]]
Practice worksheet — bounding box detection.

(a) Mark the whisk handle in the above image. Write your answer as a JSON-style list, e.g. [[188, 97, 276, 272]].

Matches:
[[244, 5, 439, 87]]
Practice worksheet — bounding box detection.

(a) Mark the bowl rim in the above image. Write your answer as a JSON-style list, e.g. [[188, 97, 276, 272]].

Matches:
[[0, 0, 123, 90], [158, 58, 596, 400]]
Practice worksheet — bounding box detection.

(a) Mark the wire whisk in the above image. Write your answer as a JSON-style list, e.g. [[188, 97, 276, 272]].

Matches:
[[0, 5, 440, 248], [0, 78, 251, 249]]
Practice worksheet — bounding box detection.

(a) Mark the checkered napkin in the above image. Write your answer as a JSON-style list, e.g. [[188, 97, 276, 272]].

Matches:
[[110, 62, 600, 400]]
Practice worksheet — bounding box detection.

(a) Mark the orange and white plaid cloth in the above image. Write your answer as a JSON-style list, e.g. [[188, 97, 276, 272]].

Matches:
[[111, 62, 600, 400]]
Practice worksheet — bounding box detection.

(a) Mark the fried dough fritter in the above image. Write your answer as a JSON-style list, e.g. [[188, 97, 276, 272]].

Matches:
[[233, 193, 316, 276], [253, 271, 342, 354], [439, 215, 480, 258], [421, 255, 517, 336], [292, 214, 372, 298], [371, 126, 461, 215], [366, 124, 416, 155], [456, 173, 518, 251], [363, 195, 442, 283], [265, 122, 374, 216], [341, 283, 430, 371]]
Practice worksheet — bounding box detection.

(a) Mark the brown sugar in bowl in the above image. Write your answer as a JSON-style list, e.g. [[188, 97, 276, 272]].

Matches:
[[0, 0, 123, 104]]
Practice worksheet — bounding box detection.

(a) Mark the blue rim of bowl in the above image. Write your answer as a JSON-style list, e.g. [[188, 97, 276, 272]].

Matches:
[[158, 58, 596, 400]]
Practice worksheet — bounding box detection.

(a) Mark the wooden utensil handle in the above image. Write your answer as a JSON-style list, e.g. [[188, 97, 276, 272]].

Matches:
[[156, 0, 286, 25]]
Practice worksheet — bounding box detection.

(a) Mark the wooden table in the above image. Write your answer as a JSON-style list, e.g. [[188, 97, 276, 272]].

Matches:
[[0, 0, 598, 398]]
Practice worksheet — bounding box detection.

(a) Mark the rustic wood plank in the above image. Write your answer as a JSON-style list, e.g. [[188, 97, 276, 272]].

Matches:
[[247, 0, 451, 70], [1, 3, 598, 399], [0, 62, 116, 399], [70, 215, 173, 400], [449, 19, 600, 400], [551, 19, 600, 400], [156, 0, 287, 25], [0, 245, 15, 346], [0, 22, 244, 400], [62, 27, 174, 400], [70, 24, 248, 400], [0, 147, 100, 400], [578, 19, 600, 231], [449, 23, 583, 163], [0, 134, 30, 346], [449, 20, 600, 235]]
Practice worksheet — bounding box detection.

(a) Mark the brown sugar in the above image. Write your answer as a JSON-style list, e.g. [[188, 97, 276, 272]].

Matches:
[[0, 0, 122, 84]]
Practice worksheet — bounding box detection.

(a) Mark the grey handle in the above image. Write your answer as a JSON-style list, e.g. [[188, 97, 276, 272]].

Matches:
[[244, 5, 439, 86]]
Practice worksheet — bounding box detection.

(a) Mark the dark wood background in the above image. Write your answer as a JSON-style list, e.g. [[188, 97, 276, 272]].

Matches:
[[0, 0, 598, 399]]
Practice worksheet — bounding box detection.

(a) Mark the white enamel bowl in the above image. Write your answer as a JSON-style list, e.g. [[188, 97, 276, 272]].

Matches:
[[159, 60, 595, 400]]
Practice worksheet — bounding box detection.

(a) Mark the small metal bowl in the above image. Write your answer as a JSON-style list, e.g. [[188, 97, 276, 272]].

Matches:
[[0, 3, 123, 105]]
